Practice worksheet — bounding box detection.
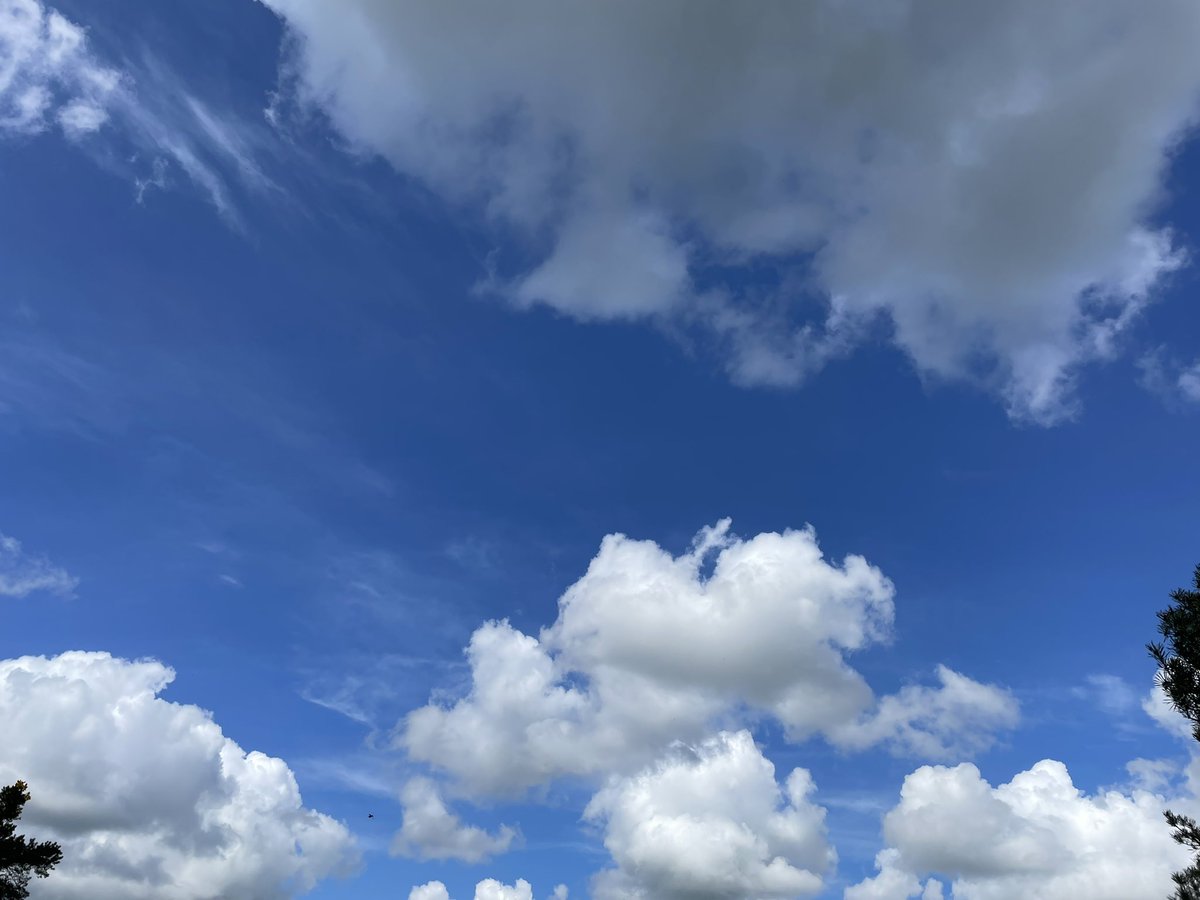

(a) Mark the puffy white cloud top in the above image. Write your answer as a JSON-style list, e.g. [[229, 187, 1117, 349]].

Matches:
[[261, 0, 1200, 422], [404, 521, 1016, 795], [585, 730, 835, 899], [408, 879, 539, 900], [0, 651, 357, 900], [844, 850, 945, 900], [847, 758, 1193, 899]]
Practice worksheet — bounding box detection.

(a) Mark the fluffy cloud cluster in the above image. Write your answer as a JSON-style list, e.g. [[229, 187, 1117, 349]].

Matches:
[[393, 777, 517, 863], [845, 850, 945, 900], [262, 0, 1200, 422], [0, 531, 77, 598], [0, 651, 357, 900], [846, 758, 1193, 900], [585, 730, 834, 899], [829, 665, 1020, 759], [409, 879, 566, 900], [0, 0, 120, 137], [403, 521, 1016, 795]]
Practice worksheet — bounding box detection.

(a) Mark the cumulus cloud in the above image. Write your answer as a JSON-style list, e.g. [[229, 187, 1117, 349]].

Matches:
[[403, 520, 1015, 796], [475, 880, 535, 900], [846, 758, 1193, 900], [585, 730, 834, 900], [261, 0, 1200, 422], [392, 776, 518, 862], [0, 651, 357, 900], [0, 531, 77, 598], [829, 665, 1020, 759], [408, 879, 536, 900], [0, 0, 120, 137], [844, 851, 944, 900]]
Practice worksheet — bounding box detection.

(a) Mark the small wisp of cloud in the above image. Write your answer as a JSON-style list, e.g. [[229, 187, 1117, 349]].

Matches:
[[0, 531, 77, 599]]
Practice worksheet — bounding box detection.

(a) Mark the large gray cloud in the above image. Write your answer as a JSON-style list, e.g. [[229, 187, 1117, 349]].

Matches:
[[0, 651, 357, 900], [261, 0, 1200, 422]]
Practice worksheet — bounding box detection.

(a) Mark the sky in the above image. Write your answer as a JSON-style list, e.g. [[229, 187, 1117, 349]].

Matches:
[[1, 1, 1200, 898]]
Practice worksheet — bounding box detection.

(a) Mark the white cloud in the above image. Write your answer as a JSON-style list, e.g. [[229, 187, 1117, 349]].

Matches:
[[585, 730, 835, 900], [829, 665, 1020, 759], [0, 1, 278, 223], [0, 651, 357, 900], [261, 0, 1200, 422], [844, 850, 944, 900], [0, 531, 77, 598], [1138, 349, 1200, 407], [511, 205, 691, 320], [403, 520, 1016, 796], [1072, 673, 1139, 717], [408, 879, 535, 900], [846, 758, 1193, 900], [1125, 757, 1179, 795], [0, 0, 120, 137], [392, 776, 518, 862], [1181, 360, 1200, 403], [475, 880, 534, 900], [115, 79, 277, 224], [56, 97, 106, 135], [1142, 685, 1195, 741]]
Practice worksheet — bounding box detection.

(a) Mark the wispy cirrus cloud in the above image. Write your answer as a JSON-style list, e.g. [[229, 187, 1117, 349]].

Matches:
[[0, 531, 76, 598], [2, 0, 281, 224]]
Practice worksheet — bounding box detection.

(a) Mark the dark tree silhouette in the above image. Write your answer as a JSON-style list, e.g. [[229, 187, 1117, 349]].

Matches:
[[0, 781, 62, 900], [1149, 564, 1200, 900]]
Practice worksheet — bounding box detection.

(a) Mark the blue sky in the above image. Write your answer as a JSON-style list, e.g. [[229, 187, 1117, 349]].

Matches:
[[2, 2, 1200, 899]]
